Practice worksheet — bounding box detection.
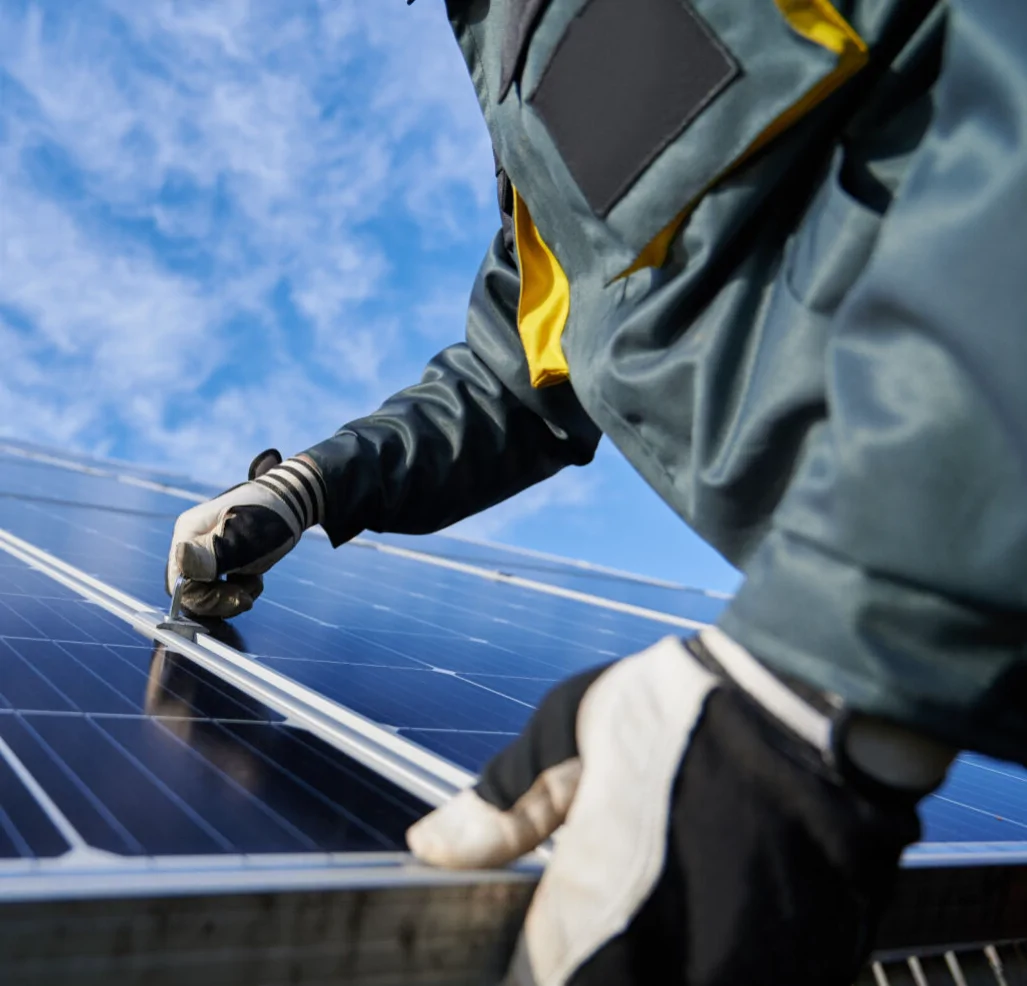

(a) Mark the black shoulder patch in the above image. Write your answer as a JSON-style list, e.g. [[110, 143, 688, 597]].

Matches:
[[500, 0, 552, 100], [529, 0, 739, 217]]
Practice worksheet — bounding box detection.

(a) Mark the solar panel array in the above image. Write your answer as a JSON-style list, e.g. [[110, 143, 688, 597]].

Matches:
[[0, 548, 428, 862], [0, 438, 1026, 869]]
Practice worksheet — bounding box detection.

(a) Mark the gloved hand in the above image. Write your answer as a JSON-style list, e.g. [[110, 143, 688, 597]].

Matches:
[[407, 631, 943, 986], [165, 449, 327, 619]]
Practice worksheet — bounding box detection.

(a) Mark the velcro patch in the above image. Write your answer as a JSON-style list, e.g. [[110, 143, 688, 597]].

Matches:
[[529, 0, 739, 217]]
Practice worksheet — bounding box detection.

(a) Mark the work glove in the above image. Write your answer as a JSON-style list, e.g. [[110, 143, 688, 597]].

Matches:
[[407, 630, 950, 986], [165, 449, 327, 619]]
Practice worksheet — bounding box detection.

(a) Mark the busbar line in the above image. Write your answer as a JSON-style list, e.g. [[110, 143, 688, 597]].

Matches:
[[348, 537, 711, 632], [1, 443, 713, 627], [433, 530, 734, 597], [0, 528, 476, 810]]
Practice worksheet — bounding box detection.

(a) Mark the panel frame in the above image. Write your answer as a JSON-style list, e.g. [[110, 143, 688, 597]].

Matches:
[[0, 866, 536, 986]]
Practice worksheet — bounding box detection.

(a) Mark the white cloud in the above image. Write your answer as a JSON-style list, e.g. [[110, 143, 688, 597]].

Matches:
[[0, 3, 743, 586], [446, 468, 598, 542], [0, 0, 496, 486]]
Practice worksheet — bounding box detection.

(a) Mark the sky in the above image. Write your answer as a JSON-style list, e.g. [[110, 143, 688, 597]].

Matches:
[[0, 0, 740, 593]]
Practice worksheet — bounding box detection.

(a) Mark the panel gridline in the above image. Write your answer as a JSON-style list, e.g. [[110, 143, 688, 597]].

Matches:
[[366, 530, 731, 623], [1, 450, 1027, 849], [0, 552, 427, 859]]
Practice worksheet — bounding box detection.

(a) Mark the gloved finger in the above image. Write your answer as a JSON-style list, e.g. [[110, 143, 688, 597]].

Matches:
[[168, 503, 297, 591], [178, 572, 264, 619], [406, 663, 612, 869], [165, 455, 323, 596]]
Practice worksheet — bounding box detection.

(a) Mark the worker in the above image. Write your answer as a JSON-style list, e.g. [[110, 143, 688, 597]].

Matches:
[[166, 0, 1027, 982]]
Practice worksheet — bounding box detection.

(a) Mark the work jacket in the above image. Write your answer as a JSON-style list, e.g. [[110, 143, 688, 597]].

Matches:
[[307, 0, 1027, 763]]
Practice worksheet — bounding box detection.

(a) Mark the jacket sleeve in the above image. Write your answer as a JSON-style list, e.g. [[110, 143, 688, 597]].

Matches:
[[304, 230, 601, 547], [719, 0, 1027, 758]]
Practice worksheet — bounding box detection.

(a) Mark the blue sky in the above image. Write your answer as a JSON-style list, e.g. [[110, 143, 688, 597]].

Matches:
[[0, 0, 740, 592]]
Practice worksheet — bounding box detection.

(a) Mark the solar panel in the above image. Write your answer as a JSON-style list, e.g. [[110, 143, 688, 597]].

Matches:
[[1, 442, 1026, 977], [0, 438, 219, 497], [365, 530, 732, 623], [2, 443, 1026, 860], [0, 551, 433, 859]]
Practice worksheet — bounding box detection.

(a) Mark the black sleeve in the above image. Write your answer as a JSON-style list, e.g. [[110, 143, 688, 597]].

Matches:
[[304, 229, 601, 547]]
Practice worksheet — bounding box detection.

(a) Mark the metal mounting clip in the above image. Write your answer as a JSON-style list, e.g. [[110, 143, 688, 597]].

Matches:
[[156, 576, 205, 643]]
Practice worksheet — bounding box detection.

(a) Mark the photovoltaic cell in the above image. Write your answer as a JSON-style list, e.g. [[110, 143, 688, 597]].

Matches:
[[367, 530, 731, 623], [0, 744, 69, 857], [920, 756, 1027, 844], [0, 552, 429, 859], [260, 659, 535, 733], [398, 730, 519, 773], [0, 715, 423, 856], [0, 438, 219, 496], [3, 449, 1027, 855]]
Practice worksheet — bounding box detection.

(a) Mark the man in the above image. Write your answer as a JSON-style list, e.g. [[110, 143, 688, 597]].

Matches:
[[167, 1, 1027, 983]]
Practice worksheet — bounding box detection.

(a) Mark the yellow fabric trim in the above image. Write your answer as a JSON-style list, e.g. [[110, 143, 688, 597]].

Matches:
[[620, 0, 867, 278], [513, 187, 571, 388], [756, 0, 868, 153]]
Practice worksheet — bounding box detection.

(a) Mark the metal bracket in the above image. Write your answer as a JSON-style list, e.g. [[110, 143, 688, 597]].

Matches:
[[156, 576, 205, 642]]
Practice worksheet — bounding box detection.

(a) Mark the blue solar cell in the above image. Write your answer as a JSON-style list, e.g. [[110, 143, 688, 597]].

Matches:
[[920, 757, 1027, 844], [398, 729, 518, 773], [337, 629, 606, 679], [261, 659, 534, 732], [368, 531, 730, 623], [0, 714, 425, 855], [0, 553, 429, 857], [0, 743, 70, 858]]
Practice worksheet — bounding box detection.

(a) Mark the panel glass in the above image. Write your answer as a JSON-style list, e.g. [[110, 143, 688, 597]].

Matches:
[[921, 756, 1027, 844], [368, 531, 730, 623], [0, 440, 219, 496], [397, 729, 518, 773], [0, 741, 70, 857], [4, 454, 1027, 856], [0, 554, 428, 858]]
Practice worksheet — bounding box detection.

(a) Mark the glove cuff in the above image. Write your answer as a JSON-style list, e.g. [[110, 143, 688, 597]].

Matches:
[[251, 455, 328, 532]]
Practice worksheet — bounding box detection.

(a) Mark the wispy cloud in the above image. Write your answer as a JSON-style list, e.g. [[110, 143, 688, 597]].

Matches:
[[447, 468, 597, 542], [0, 0, 495, 478], [0, 0, 741, 589]]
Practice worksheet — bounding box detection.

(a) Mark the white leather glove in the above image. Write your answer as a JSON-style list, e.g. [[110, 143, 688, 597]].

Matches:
[[165, 449, 326, 618], [407, 632, 946, 986]]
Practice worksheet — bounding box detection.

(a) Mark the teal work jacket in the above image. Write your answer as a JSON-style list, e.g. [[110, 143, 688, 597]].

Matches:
[[307, 0, 1027, 763]]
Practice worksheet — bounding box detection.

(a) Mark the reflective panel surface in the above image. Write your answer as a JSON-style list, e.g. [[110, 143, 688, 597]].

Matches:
[[3, 449, 1027, 856], [0, 553, 428, 858]]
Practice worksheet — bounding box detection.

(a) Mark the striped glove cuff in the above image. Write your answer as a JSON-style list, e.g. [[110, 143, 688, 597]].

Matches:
[[251, 455, 328, 533]]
